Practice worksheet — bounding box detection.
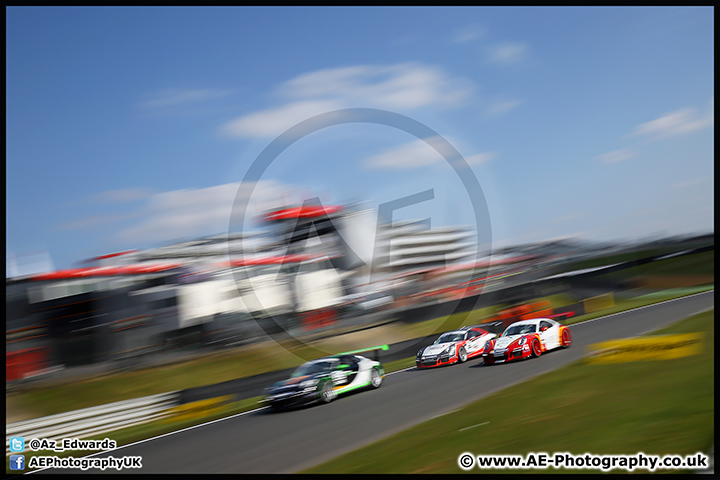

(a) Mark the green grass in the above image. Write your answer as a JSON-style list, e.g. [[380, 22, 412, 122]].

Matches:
[[563, 285, 714, 325], [381, 357, 417, 373], [304, 309, 715, 474], [555, 245, 702, 274], [600, 250, 714, 279]]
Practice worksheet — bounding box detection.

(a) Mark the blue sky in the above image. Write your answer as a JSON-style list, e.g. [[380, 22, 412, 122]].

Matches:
[[6, 7, 714, 274]]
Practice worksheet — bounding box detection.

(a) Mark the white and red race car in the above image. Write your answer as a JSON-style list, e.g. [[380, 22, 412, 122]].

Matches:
[[481, 318, 572, 365], [416, 325, 496, 368]]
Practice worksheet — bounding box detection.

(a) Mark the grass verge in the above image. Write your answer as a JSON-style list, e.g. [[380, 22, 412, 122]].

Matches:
[[563, 285, 714, 325], [555, 245, 712, 275], [303, 308, 715, 474], [601, 249, 713, 279]]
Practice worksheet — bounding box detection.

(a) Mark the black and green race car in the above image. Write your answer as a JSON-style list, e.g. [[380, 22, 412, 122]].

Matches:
[[262, 345, 387, 409]]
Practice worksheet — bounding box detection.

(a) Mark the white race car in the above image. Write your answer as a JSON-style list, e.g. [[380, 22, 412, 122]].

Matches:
[[416, 325, 496, 368], [481, 318, 572, 364], [263, 345, 387, 409]]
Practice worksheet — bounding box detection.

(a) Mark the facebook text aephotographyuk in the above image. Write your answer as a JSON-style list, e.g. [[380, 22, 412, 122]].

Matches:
[[28, 455, 142, 471]]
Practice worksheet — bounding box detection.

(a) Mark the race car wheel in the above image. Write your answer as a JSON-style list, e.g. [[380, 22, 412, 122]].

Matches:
[[531, 338, 542, 358], [370, 367, 383, 388], [320, 381, 336, 403], [561, 329, 572, 348], [458, 346, 468, 363]]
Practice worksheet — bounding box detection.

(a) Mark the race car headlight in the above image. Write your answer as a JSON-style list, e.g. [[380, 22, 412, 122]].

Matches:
[[300, 379, 319, 389], [518, 337, 527, 346], [417, 349, 424, 358], [441, 345, 453, 356]]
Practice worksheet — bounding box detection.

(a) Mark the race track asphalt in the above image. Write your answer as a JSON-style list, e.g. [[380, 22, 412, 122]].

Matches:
[[41, 291, 713, 474]]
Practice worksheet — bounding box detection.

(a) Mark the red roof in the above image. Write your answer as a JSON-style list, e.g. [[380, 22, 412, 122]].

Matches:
[[262, 205, 342, 221], [29, 263, 182, 281], [92, 250, 138, 261], [222, 254, 334, 268]]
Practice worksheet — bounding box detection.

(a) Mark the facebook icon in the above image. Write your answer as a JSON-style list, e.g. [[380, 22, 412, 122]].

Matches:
[[10, 454, 25, 470]]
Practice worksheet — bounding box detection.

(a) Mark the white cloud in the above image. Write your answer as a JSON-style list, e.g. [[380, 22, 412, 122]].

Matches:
[[363, 138, 442, 170], [363, 137, 494, 170], [595, 148, 638, 164], [485, 98, 524, 116], [630, 99, 714, 139], [485, 42, 529, 65], [140, 88, 233, 109], [219, 63, 475, 138], [219, 100, 343, 138], [5, 249, 55, 278], [281, 63, 471, 108], [449, 25, 486, 44], [466, 152, 496, 165], [115, 180, 293, 244]]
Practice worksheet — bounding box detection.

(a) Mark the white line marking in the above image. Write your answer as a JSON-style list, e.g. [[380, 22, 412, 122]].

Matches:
[[429, 408, 463, 420], [386, 366, 415, 376], [459, 421, 488, 431]]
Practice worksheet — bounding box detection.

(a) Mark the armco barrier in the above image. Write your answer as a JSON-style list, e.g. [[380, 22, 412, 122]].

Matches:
[[5, 392, 178, 455]]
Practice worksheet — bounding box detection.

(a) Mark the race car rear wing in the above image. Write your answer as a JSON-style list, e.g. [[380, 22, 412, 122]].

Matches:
[[333, 344, 389, 362]]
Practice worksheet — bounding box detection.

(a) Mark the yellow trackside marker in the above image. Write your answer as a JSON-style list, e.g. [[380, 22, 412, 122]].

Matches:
[[162, 395, 235, 422], [585, 333, 703, 364]]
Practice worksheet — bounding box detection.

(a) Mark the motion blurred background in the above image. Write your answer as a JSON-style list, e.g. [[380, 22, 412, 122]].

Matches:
[[5, 6, 714, 443]]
